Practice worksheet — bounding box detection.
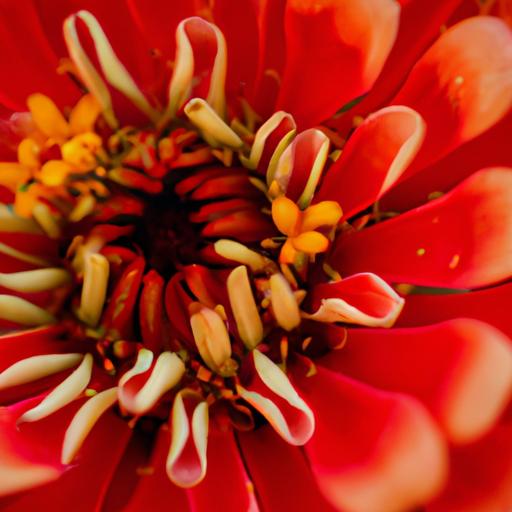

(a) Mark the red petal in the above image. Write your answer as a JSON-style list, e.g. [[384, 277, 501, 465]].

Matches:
[[381, 111, 512, 213], [428, 420, 512, 512], [317, 106, 425, 218], [0, 398, 63, 497], [251, 0, 287, 118], [397, 282, 512, 338], [319, 319, 512, 443], [102, 257, 145, 339], [165, 274, 195, 350], [392, 16, 512, 172], [330, 168, 512, 288], [294, 365, 447, 512], [122, 426, 189, 512], [126, 0, 196, 60], [238, 350, 315, 446], [325, 0, 463, 136], [211, 0, 259, 103], [201, 210, 276, 243], [0, 2, 79, 110], [238, 426, 336, 511], [307, 272, 404, 327], [276, 128, 329, 205], [0, 399, 131, 508], [186, 429, 258, 512], [139, 270, 165, 353], [277, 0, 400, 127]]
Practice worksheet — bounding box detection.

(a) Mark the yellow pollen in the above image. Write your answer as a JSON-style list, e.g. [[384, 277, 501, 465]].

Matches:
[[449, 254, 460, 269], [61, 132, 102, 170], [272, 196, 301, 237], [27, 93, 70, 140], [69, 93, 102, 134], [17, 139, 41, 168], [39, 160, 72, 187], [416, 248, 426, 256], [271, 196, 341, 263]]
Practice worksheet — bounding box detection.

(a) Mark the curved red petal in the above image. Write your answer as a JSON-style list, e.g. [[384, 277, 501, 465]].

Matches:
[[251, 0, 287, 118], [319, 319, 512, 443], [392, 16, 512, 173], [0, 2, 80, 110], [428, 420, 512, 512], [317, 106, 425, 218], [122, 426, 189, 512], [330, 168, 512, 289], [277, 0, 400, 128], [381, 111, 512, 213], [238, 426, 336, 512], [211, 0, 259, 103], [325, 0, 463, 136], [186, 429, 258, 512], [397, 282, 512, 338], [307, 272, 404, 328], [293, 365, 448, 512]]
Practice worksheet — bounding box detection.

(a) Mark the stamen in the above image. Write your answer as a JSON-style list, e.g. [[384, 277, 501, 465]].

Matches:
[[0, 295, 55, 326], [190, 305, 236, 376], [63, 14, 117, 128], [0, 353, 83, 390], [0, 206, 42, 234], [214, 239, 275, 272], [271, 196, 301, 237], [77, 253, 110, 327], [17, 139, 40, 168], [61, 387, 118, 464], [291, 231, 329, 254], [27, 94, 70, 140], [0, 241, 49, 267], [61, 133, 102, 170], [38, 160, 72, 187], [269, 273, 301, 331], [69, 195, 96, 223], [19, 353, 93, 424], [32, 202, 61, 239], [64, 11, 159, 124], [0, 268, 71, 293], [227, 266, 263, 350], [184, 98, 243, 149], [301, 201, 343, 231], [68, 94, 102, 134]]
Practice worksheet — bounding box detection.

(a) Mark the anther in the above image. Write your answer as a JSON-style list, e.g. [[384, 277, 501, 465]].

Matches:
[[269, 274, 301, 331], [227, 266, 263, 350]]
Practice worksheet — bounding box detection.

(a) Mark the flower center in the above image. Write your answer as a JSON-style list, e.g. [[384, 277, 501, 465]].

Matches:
[[0, 11, 405, 489]]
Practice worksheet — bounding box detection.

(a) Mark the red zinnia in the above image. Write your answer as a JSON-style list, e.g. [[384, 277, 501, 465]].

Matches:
[[1, 1, 512, 511]]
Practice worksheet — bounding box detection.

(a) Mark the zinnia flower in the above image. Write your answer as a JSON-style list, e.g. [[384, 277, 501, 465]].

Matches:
[[1, 1, 512, 510]]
